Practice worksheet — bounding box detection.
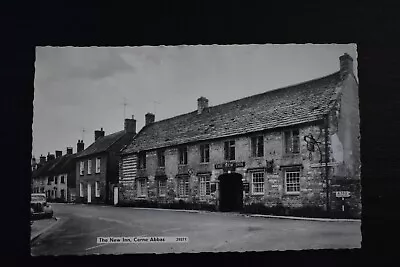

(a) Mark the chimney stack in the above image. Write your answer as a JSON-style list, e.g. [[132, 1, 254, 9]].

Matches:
[[124, 115, 137, 133], [95, 128, 105, 141], [55, 150, 62, 158], [47, 153, 55, 162], [197, 96, 209, 115], [77, 140, 85, 153], [145, 113, 155, 126], [66, 147, 73, 155], [339, 53, 354, 78], [39, 154, 46, 164]]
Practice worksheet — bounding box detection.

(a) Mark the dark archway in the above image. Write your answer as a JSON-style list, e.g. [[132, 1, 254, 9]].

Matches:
[[218, 173, 243, 212]]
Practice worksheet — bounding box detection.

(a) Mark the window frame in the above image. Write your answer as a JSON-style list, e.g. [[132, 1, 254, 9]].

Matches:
[[79, 182, 84, 197], [177, 177, 189, 197], [95, 181, 100, 197], [199, 175, 211, 196], [200, 144, 210, 163], [251, 135, 264, 157], [157, 149, 166, 167], [157, 179, 167, 197], [178, 146, 188, 165], [95, 157, 101, 173], [80, 161, 85, 176], [251, 172, 265, 195], [224, 140, 236, 161], [60, 175, 65, 184], [284, 169, 301, 195], [137, 178, 148, 197], [284, 129, 300, 154], [87, 159, 92, 175], [138, 151, 146, 169]]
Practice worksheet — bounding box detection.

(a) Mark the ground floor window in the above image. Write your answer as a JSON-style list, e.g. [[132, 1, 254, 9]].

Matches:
[[199, 176, 211, 196], [137, 178, 147, 197], [251, 172, 265, 195], [79, 182, 84, 197], [285, 169, 301, 194], [177, 177, 189, 197], [157, 179, 167, 196], [61, 189, 65, 200], [95, 181, 100, 197]]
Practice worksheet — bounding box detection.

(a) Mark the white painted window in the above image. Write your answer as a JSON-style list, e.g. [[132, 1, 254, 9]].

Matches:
[[177, 177, 189, 197], [137, 179, 147, 197], [80, 161, 84, 175], [79, 182, 84, 197], [199, 176, 211, 196], [88, 159, 92, 175], [158, 179, 166, 196], [285, 170, 301, 194], [252, 172, 265, 195], [95, 181, 100, 197], [96, 158, 101, 173]]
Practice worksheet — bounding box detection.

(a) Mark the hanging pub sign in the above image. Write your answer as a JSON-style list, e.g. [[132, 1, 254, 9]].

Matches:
[[215, 162, 245, 172]]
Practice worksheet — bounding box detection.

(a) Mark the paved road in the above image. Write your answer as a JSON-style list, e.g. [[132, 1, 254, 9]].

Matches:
[[31, 203, 361, 255]]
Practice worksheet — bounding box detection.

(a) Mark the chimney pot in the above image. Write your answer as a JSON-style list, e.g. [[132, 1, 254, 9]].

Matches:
[[55, 150, 62, 158], [66, 147, 73, 155], [145, 113, 155, 126], [197, 96, 209, 114], [339, 53, 354, 78]]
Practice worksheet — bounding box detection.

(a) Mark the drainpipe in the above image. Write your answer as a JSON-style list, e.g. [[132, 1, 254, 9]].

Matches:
[[324, 114, 331, 214]]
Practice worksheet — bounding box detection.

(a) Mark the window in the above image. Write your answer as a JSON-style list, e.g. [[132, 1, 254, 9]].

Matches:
[[88, 159, 92, 175], [285, 170, 301, 194], [177, 177, 189, 197], [96, 158, 101, 173], [157, 150, 165, 167], [199, 176, 211, 196], [137, 178, 147, 197], [224, 140, 235, 160], [79, 182, 84, 197], [60, 175, 65, 184], [80, 161, 84, 175], [252, 172, 265, 194], [284, 129, 300, 154], [200, 144, 210, 163], [55, 176, 58, 184], [138, 151, 146, 169], [61, 189, 65, 200], [158, 179, 167, 196], [41, 187, 45, 193], [95, 181, 100, 197], [251, 136, 264, 157], [179, 146, 188, 165]]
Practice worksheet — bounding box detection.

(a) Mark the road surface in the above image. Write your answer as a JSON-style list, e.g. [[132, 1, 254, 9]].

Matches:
[[31, 203, 361, 255]]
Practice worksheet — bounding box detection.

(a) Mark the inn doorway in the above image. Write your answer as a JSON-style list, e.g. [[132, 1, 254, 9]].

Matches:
[[218, 173, 243, 212]]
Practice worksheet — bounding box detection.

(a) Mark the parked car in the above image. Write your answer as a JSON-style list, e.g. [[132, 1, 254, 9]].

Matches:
[[31, 193, 53, 219]]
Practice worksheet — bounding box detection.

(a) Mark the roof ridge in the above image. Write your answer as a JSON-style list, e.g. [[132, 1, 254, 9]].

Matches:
[[144, 71, 340, 126]]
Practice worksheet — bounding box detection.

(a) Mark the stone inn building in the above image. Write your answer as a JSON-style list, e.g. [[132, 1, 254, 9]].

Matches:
[[118, 54, 360, 216]]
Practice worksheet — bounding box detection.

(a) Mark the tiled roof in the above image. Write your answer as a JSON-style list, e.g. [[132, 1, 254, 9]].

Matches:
[[32, 154, 76, 178], [76, 130, 135, 158], [122, 71, 343, 154]]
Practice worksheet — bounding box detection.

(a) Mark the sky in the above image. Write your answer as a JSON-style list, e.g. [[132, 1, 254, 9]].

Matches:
[[33, 44, 357, 158]]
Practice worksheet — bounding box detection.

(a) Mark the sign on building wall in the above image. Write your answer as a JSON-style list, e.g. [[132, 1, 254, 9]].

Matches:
[[335, 191, 351, 198], [215, 162, 245, 172]]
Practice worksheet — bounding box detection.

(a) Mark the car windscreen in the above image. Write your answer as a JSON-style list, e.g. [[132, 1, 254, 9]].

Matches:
[[31, 195, 46, 202]]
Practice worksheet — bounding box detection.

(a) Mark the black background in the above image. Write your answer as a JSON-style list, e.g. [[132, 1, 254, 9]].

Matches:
[[2, 1, 400, 266]]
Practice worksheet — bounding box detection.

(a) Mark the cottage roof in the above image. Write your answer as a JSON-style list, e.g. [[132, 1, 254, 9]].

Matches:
[[75, 130, 135, 158], [32, 154, 76, 178], [122, 71, 344, 154]]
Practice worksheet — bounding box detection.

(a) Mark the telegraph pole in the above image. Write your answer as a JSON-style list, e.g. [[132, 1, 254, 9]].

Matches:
[[81, 128, 85, 143], [122, 97, 129, 119]]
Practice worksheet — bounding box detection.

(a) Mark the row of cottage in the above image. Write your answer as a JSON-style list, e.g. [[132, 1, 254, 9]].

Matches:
[[31, 54, 361, 216]]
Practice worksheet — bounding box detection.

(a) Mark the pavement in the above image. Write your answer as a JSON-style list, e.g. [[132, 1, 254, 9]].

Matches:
[[31, 217, 59, 242], [31, 203, 361, 255]]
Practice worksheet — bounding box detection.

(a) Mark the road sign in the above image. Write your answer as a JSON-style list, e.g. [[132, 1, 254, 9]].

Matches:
[[335, 191, 351, 198]]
